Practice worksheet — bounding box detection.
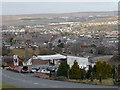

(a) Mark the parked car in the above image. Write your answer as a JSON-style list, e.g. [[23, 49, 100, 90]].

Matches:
[[48, 66, 55, 72], [30, 67, 37, 73], [38, 69, 50, 74], [21, 66, 29, 73], [55, 68, 58, 73], [37, 69, 41, 73]]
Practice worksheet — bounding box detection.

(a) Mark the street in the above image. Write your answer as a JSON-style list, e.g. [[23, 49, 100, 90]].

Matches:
[[1, 69, 119, 88]]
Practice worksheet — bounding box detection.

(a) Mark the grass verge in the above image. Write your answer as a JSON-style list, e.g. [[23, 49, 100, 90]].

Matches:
[[65, 78, 114, 86], [0, 82, 16, 88]]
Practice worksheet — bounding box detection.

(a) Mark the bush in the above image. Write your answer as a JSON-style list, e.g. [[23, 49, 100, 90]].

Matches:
[[118, 64, 120, 80], [95, 61, 112, 79], [80, 69, 86, 80], [56, 76, 67, 81], [86, 65, 92, 79], [57, 61, 69, 77], [70, 60, 80, 79]]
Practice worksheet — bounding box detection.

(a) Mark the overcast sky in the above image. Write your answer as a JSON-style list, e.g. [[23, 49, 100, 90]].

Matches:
[[2, 0, 119, 2], [2, 2, 118, 15]]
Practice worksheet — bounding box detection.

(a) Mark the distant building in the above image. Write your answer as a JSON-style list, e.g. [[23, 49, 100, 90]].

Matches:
[[23, 54, 66, 68], [23, 54, 94, 70], [3, 56, 25, 67], [67, 56, 94, 70]]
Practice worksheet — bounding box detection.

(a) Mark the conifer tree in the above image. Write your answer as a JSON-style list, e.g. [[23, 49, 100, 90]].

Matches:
[[70, 60, 80, 79], [86, 65, 92, 79], [118, 64, 120, 80], [95, 61, 103, 79], [112, 65, 115, 79], [106, 63, 112, 78], [57, 61, 69, 77]]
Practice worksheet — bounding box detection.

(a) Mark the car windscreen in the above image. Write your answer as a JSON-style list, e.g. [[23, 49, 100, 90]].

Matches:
[[32, 68, 36, 70], [23, 67, 28, 70]]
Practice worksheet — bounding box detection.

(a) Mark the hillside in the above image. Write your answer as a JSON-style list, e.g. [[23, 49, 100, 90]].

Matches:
[[2, 11, 117, 26], [108, 55, 120, 66]]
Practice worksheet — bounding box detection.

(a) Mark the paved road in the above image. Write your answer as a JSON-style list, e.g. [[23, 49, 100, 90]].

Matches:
[[2, 69, 119, 88]]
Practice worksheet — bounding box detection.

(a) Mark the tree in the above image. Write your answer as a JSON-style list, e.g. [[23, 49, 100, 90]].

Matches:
[[57, 62, 69, 77], [57, 43, 64, 48], [86, 65, 92, 79], [70, 43, 82, 56], [80, 69, 86, 80], [66, 24, 70, 27], [9, 38, 13, 45], [70, 60, 80, 79], [118, 64, 120, 80], [58, 39, 61, 43], [102, 61, 108, 79], [89, 49, 93, 54], [95, 61, 112, 79], [96, 46, 105, 55], [95, 61, 103, 79], [112, 65, 115, 79], [106, 63, 112, 78], [93, 65, 97, 79], [2, 46, 10, 56]]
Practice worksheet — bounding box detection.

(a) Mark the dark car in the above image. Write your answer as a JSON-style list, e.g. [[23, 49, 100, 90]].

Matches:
[[21, 66, 29, 73]]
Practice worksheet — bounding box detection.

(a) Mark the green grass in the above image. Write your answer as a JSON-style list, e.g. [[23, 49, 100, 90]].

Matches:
[[0, 82, 25, 90], [10, 47, 55, 57], [65, 78, 114, 86], [10, 48, 40, 56], [0, 82, 16, 88]]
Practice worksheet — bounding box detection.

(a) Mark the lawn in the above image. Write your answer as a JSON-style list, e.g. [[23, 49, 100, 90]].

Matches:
[[9, 47, 55, 57], [0, 82, 16, 88], [66, 78, 114, 86], [10, 48, 40, 56]]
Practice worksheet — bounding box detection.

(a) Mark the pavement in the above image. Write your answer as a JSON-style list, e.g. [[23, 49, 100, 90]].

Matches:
[[1, 69, 120, 88]]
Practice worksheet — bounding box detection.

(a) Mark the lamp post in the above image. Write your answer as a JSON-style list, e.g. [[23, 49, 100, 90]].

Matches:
[[65, 54, 69, 79], [115, 67, 118, 82], [91, 71, 93, 82], [99, 73, 102, 83]]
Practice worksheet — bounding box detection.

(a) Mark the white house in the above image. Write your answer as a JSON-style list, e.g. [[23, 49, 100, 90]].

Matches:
[[23, 54, 95, 70], [67, 56, 93, 70], [23, 54, 66, 67]]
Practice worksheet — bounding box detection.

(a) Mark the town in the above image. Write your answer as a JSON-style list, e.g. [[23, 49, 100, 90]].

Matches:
[[1, 11, 120, 88]]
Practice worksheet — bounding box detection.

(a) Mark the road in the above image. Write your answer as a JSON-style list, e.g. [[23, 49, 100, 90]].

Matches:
[[1, 69, 120, 88]]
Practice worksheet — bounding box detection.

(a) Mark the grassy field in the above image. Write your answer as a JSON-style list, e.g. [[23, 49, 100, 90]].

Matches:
[[9, 47, 55, 57], [0, 82, 16, 88], [2, 11, 116, 26], [10, 48, 40, 56], [66, 78, 114, 86]]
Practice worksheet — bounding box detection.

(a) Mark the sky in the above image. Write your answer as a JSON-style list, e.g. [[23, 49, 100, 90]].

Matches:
[[1, 0, 119, 2], [1, 2, 119, 15]]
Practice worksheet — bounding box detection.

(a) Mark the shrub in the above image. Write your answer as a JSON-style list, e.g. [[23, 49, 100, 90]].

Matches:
[[118, 64, 120, 80], [70, 60, 80, 79], [57, 61, 69, 77], [56, 76, 67, 81]]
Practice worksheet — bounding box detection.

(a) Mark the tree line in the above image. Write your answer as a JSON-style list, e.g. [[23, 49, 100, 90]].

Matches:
[[57, 60, 120, 81]]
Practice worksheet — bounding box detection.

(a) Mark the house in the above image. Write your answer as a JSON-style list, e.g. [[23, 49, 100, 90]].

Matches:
[[3, 56, 25, 67], [23, 54, 67, 68], [67, 56, 95, 70], [23, 54, 95, 70]]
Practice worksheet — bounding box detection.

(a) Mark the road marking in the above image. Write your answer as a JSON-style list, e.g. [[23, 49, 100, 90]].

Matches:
[[33, 83, 39, 85]]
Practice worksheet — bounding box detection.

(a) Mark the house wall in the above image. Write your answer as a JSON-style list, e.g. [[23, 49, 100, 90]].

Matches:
[[4, 57, 23, 67], [5, 61, 13, 67], [67, 56, 90, 70]]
